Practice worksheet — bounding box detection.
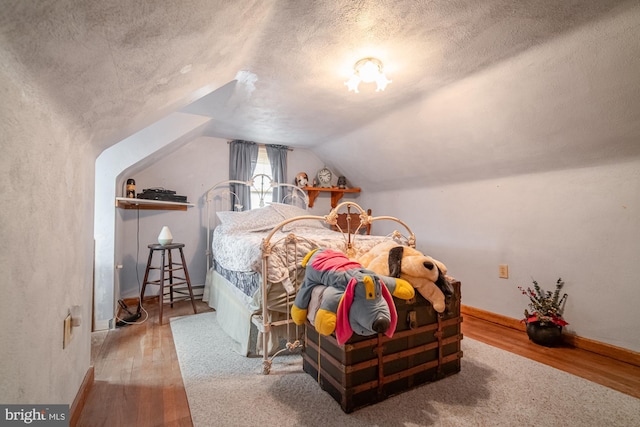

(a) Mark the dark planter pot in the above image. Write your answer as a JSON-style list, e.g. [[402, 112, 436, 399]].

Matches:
[[526, 321, 563, 347]]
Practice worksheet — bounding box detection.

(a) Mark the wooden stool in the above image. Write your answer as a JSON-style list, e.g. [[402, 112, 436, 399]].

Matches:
[[139, 243, 197, 325]]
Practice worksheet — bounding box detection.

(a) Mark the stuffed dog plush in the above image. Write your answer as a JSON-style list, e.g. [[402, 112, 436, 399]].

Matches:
[[359, 241, 451, 313], [291, 248, 415, 344], [294, 172, 308, 188]]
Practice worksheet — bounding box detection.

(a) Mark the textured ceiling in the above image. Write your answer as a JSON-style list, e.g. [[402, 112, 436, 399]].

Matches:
[[179, 0, 633, 147], [2, 0, 638, 168]]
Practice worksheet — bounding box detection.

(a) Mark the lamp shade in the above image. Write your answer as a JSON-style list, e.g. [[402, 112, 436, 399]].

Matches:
[[345, 57, 392, 93]]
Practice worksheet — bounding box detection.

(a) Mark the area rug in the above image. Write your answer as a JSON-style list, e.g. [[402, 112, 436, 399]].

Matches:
[[171, 311, 640, 427]]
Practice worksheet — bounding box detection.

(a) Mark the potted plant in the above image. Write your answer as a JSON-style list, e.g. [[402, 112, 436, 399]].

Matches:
[[518, 278, 568, 346]]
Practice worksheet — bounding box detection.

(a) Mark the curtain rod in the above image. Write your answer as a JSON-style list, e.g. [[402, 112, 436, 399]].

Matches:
[[227, 141, 293, 151]]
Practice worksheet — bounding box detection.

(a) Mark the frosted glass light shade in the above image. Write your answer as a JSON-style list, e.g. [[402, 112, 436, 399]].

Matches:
[[158, 226, 173, 245], [358, 60, 380, 83], [345, 57, 392, 93]]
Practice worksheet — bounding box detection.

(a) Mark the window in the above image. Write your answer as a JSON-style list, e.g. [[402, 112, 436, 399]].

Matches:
[[250, 146, 273, 209]]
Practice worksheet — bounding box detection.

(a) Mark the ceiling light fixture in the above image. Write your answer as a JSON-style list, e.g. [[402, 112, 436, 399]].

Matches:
[[345, 57, 392, 93]]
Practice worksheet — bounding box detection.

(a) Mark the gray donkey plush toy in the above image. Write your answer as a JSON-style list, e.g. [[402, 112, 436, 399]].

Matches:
[[291, 248, 414, 345]]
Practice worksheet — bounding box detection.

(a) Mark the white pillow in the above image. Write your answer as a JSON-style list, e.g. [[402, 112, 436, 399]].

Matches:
[[216, 205, 284, 232], [269, 202, 307, 219], [269, 203, 326, 231]]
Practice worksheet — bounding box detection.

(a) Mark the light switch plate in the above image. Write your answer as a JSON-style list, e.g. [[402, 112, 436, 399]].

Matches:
[[63, 314, 72, 349]]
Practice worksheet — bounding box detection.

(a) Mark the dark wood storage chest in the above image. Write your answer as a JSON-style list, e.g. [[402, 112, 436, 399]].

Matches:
[[302, 279, 462, 413]]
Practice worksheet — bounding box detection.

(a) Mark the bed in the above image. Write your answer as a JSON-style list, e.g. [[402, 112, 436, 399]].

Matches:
[[202, 175, 417, 374]]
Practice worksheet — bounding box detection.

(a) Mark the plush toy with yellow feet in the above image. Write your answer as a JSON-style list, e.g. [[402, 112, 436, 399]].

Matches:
[[291, 248, 415, 345]]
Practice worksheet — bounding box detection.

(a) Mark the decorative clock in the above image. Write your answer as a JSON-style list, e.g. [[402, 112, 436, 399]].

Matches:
[[317, 166, 333, 188]]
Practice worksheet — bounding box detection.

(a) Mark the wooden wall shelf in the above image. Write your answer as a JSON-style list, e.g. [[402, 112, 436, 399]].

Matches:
[[115, 197, 194, 211], [303, 187, 361, 208]]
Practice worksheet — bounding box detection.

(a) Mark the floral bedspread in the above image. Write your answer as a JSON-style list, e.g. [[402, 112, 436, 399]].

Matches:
[[212, 225, 391, 284]]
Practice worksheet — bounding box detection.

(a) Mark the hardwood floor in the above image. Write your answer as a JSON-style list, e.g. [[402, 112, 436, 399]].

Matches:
[[76, 299, 213, 427], [77, 301, 639, 427], [462, 314, 640, 399]]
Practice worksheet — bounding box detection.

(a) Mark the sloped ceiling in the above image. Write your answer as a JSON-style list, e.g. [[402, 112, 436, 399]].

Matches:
[[2, 0, 639, 186]]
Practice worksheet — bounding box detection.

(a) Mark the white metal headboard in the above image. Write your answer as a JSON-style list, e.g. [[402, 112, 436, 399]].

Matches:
[[204, 174, 309, 270]]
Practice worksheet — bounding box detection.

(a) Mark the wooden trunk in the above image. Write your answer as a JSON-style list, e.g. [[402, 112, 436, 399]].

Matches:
[[302, 279, 462, 413]]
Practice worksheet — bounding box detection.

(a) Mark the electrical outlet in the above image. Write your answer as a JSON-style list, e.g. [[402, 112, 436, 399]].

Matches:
[[499, 264, 509, 279], [63, 314, 72, 349]]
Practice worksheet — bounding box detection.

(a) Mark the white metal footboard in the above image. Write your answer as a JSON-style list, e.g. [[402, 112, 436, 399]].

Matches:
[[259, 201, 416, 374]]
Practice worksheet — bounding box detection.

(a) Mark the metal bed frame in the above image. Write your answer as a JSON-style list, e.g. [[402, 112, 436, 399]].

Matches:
[[204, 175, 417, 374]]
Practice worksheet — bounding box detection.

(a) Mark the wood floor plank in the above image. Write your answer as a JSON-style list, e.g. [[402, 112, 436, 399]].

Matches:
[[76, 300, 208, 427]]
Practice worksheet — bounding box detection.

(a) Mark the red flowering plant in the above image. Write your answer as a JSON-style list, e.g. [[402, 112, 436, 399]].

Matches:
[[518, 278, 568, 327]]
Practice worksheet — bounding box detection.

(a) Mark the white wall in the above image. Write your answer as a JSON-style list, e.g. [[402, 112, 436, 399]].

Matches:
[[362, 159, 640, 352], [116, 136, 226, 299], [116, 138, 336, 299], [94, 113, 210, 330], [317, 6, 640, 352], [0, 49, 93, 404], [115, 132, 640, 352]]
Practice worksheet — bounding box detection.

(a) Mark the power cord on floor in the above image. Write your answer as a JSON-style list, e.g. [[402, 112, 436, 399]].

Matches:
[[115, 208, 149, 328], [115, 299, 148, 327]]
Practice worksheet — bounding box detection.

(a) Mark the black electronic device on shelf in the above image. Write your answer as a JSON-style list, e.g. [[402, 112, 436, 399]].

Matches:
[[137, 187, 188, 203]]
